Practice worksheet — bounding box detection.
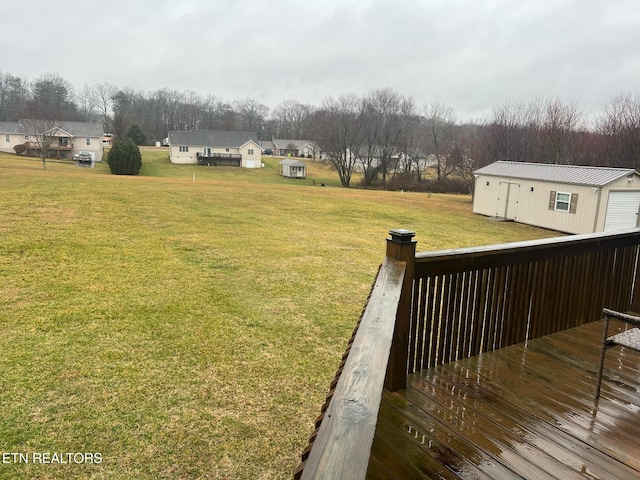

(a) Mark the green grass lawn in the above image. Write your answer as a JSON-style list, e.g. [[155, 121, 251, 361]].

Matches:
[[0, 150, 558, 479]]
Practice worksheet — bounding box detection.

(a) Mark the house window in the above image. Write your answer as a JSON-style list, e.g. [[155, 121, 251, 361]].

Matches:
[[179, 146, 189, 152], [5, 134, 9, 142], [555, 192, 571, 211], [248, 148, 254, 155], [225, 148, 229, 152], [86, 138, 91, 146], [24, 135, 29, 140]]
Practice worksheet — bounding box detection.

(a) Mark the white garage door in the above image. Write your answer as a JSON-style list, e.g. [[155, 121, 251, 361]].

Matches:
[[604, 191, 640, 231]]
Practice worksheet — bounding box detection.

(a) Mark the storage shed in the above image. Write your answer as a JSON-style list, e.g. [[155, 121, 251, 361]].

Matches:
[[278, 159, 307, 179], [473, 161, 640, 234]]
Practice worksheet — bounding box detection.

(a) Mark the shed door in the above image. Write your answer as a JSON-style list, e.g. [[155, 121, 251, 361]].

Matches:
[[604, 191, 640, 231], [505, 183, 520, 219], [496, 182, 520, 219]]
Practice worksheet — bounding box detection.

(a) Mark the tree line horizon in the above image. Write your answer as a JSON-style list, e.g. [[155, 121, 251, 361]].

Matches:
[[1, 71, 639, 189]]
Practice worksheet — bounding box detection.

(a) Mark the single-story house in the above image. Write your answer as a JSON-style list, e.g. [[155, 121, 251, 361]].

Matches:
[[260, 140, 274, 155], [473, 161, 640, 234], [272, 138, 319, 158], [0, 121, 25, 153], [0, 120, 104, 161], [168, 130, 262, 168], [278, 159, 307, 179]]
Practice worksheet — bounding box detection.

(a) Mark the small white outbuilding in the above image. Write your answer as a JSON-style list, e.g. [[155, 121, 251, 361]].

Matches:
[[278, 159, 307, 179], [473, 161, 640, 234]]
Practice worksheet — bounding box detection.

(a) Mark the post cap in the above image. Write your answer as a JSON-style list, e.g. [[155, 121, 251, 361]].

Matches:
[[388, 229, 416, 243]]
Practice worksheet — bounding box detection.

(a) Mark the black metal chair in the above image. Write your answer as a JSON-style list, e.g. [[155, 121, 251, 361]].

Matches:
[[596, 308, 640, 398]]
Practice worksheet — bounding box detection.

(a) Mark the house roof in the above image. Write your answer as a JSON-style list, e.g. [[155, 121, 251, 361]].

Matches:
[[278, 159, 306, 167], [169, 130, 259, 148], [474, 161, 638, 187], [55, 121, 103, 138], [0, 121, 23, 134], [17, 120, 103, 138], [273, 138, 317, 150]]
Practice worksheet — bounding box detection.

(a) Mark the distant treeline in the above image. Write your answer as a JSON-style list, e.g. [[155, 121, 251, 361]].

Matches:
[[2, 71, 639, 189]]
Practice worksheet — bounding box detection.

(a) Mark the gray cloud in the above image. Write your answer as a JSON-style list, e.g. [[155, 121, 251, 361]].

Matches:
[[2, 0, 639, 121]]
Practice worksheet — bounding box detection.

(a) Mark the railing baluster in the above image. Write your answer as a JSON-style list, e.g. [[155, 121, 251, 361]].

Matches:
[[409, 229, 640, 370]]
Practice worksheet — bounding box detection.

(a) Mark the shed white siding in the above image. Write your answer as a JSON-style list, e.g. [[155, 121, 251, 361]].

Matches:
[[278, 160, 307, 178], [473, 162, 640, 234]]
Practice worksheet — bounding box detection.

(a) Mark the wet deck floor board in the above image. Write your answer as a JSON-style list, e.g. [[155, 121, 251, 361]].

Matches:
[[371, 320, 640, 479]]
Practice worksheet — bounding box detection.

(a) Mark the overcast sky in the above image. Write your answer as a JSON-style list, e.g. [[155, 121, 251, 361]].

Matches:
[[3, 0, 639, 121]]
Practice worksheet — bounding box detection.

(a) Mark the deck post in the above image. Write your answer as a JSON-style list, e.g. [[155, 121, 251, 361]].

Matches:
[[633, 246, 640, 313], [384, 229, 416, 392]]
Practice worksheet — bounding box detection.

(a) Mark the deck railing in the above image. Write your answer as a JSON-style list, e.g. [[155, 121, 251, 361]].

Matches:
[[296, 257, 406, 479], [196, 152, 242, 166], [404, 228, 640, 379], [296, 227, 640, 478]]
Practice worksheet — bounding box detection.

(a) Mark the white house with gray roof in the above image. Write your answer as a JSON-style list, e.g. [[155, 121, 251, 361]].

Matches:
[[272, 138, 319, 158], [473, 161, 640, 234], [168, 129, 262, 168], [0, 120, 103, 161]]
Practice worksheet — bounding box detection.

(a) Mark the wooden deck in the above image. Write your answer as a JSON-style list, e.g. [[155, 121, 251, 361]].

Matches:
[[369, 319, 640, 479]]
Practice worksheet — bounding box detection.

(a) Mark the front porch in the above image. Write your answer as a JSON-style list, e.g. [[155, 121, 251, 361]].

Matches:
[[24, 141, 74, 159]]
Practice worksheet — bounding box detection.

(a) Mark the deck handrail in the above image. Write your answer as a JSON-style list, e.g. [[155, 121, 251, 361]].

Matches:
[[296, 257, 406, 479]]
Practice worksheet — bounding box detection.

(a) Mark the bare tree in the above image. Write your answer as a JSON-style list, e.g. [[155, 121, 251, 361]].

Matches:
[[270, 100, 314, 139], [111, 89, 133, 137], [19, 73, 78, 169], [93, 83, 116, 133], [450, 123, 480, 194], [358, 88, 411, 188], [176, 91, 206, 131], [480, 99, 532, 164], [539, 97, 584, 164], [598, 94, 640, 169], [20, 117, 57, 169], [233, 98, 269, 138], [155, 88, 184, 133], [397, 120, 427, 180], [311, 94, 363, 187], [75, 84, 98, 122], [423, 102, 457, 179], [29, 73, 78, 121], [200, 95, 222, 130]]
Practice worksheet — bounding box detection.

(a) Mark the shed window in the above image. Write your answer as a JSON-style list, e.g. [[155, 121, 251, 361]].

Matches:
[[549, 190, 578, 214], [555, 192, 571, 211]]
